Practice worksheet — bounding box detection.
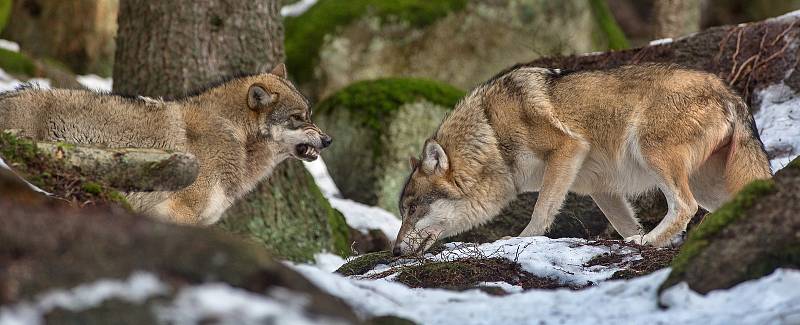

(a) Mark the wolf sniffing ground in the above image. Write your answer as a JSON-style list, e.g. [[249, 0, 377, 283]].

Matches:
[[394, 63, 772, 256], [0, 64, 332, 225]]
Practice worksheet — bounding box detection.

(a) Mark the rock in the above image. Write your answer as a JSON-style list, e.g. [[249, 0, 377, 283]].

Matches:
[[658, 157, 800, 296], [2, 0, 118, 76], [450, 193, 610, 243], [316, 78, 464, 214], [0, 170, 360, 324], [219, 161, 351, 262], [349, 227, 392, 255], [286, 0, 602, 100]]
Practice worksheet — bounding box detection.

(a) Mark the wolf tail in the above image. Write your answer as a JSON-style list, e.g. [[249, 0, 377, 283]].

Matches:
[[723, 97, 772, 194]]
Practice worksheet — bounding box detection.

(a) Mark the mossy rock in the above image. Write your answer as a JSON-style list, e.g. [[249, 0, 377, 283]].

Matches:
[[659, 156, 800, 296], [0, 0, 11, 34], [219, 161, 350, 262], [0, 173, 360, 324], [450, 192, 610, 243], [316, 78, 463, 214], [286, 0, 601, 99], [336, 251, 394, 276]]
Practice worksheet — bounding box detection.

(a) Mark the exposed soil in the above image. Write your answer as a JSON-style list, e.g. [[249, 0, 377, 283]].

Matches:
[[584, 239, 679, 280]]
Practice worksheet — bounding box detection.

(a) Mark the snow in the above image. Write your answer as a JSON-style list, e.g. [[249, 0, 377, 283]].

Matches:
[[76, 74, 112, 92], [0, 272, 166, 325], [305, 159, 401, 240], [281, 0, 317, 17], [157, 285, 347, 325], [312, 252, 348, 272], [755, 82, 800, 171], [0, 39, 19, 52], [291, 237, 800, 325], [649, 38, 673, 46]]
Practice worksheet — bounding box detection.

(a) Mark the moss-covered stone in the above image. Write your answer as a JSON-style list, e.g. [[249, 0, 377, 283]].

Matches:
[[0, 47, 36, 77], [659, 157, 800, 296], [0, 0, 11, 34], [336, 251, 394, 276], [317, 78, 463, 214], [219, 161, 350, 262], [285, 0, 468, 85], [287, 0, 601, 99]]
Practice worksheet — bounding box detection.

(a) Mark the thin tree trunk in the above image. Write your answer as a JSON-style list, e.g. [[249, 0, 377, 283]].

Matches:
[[652, 0, 701, 39], [113, 1, 283, 97], [113, 0, 347, 261]]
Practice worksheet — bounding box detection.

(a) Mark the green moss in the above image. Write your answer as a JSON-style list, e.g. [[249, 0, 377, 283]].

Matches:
[[328, 209, 351, 257], [285, 0, 468, 84], [82, 182, 103, 195], [336, 251, 393, 276], [317, 77, 463, 134], [588, 0, 629, 50], [0, 48, 36, 77], [669, 179, 776, 276], [788, 156, 800, 170], [0, 0, 10, 34]]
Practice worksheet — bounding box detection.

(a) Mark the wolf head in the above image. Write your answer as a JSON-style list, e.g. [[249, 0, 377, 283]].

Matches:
[[245, 64, 331, 161]]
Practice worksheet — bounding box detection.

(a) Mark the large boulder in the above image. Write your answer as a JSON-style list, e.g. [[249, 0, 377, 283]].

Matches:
[[219, 161, 351, 262], [285, 0, 602, 100], [659, 157, 800, 296], [316, 78, 464, 215], [0, 170, 360, 324]]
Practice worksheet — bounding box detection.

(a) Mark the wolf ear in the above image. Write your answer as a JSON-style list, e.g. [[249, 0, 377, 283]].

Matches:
[[248, 85, 277, 111], [270, 63, 288, 79], [421, 140, 448, 175], [409, 156, 420, 170]]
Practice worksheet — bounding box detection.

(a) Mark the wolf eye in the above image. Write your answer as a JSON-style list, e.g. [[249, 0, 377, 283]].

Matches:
[[290, 114, 303, 121], [407, 205, 416, 216]]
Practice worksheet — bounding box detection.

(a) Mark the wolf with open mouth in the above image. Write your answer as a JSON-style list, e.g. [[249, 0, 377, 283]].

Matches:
[[0, 64, 332, 225]]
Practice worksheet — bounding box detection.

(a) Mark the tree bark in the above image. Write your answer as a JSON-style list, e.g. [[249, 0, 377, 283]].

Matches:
[[113, 0, 347, 261], [113, 0, 283, 97], [652, 0, 701, 39]]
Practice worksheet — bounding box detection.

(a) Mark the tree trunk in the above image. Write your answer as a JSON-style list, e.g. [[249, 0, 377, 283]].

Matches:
[[113, 0, 347, 261], [652, 0, 701, 39], [2, 0, 118, 76], [113, 0, 283, 97]]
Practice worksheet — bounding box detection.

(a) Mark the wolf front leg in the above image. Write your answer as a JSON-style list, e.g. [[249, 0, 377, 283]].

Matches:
[[519, 142, 588, 237]]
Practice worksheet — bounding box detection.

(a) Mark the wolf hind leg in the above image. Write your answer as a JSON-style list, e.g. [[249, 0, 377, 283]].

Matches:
[[635, 147, 699, 247], [519, 143, 588, 237], [590, 192, 643, 238]]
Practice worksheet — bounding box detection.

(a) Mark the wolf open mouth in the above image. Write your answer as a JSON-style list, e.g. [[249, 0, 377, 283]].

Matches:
[[295, 143, 319, 161]]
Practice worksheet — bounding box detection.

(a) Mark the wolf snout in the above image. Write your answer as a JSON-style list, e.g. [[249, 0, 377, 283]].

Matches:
[[392, 244, 402, 257], [321, 134, 332, 148]]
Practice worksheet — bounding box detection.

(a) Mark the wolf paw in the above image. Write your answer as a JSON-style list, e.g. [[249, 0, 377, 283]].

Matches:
[[624, 235, 646, 245]]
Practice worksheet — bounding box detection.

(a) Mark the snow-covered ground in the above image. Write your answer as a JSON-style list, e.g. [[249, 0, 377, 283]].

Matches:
[[755, 82, 800, 171], [304, 159, 401, 240], [292, 237, 800, 325]]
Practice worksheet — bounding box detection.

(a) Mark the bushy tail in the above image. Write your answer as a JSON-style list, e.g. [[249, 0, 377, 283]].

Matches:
[[724, 98, 772, 194]]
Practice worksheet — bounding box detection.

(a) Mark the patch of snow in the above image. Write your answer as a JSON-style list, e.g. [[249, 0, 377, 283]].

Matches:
[[304, 159, 341, 197], [305, 158, 401, 240], [329, 197, 401, 241], [292, 237, 800, 324], [755, 82, 800, 171], [478, 281, 524, 294], [649, 38, 673, 46], [157, 285, 346, 325], [0, 68, 51, 93], [313, 252, 347, 272], [77, 74, 112, 92], [0, 40, 19, 52], [768, 9, 800, 24], [281, 0, 317, 17], [0, 272, 167, 325]]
